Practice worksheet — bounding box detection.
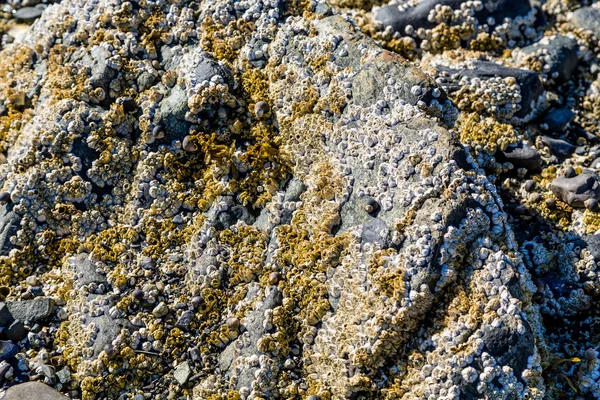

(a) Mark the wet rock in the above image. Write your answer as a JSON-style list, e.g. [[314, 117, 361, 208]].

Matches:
[[543, 108, 575, 132], [374, 0, 533, 34], [541, 136, 576, 158], [437, 61, 544, 118], [496, 141, 542, 172], [518, 35, 579, 83], [6, 298, 54, 323], [550, 173, 600, 207], [4, 382, 68, 399], [571, 7, 600, 36]]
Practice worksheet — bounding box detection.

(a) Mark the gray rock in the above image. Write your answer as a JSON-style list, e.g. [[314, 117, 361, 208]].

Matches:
[[0, 340, 18, 361], [39, 364, 56, 383], [496, 141, 542, 172], [6, 298, 54, 323], [374, 0, 532, 34], [5, 320, 26, 342], [13, 7, 43, 21], [572, 7, 600, 36], [176, 310, 194, 328], [0, 304, 14, 328], [3, 382, 68, 399], [173, 361, 191, 385], [543, 108, 575, 132], [361, 218, 390, 247], [152, 302, 169, 318], [69, 253, 107, 289], [541, 136, 576, 158], [56, 367, 71, 384], [519, 35, 579, 83], [157, 85, 191, 143], [550, 173, 600, 207], [216, 205, 255, 230], [89, 45, 117, 92], [85, 315, 132, 357]]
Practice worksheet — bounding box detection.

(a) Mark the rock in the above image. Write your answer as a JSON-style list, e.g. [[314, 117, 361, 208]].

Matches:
[[69, 253, 107, 289], [216, 205, 255, 230], [6, 298, 54, 323], [496, 141, 542, 172], [13, 7, 43, 22], [572, 7, 600, 36], [85, 315, 132, 357], [89, 45, 117, 92], [176, 310, 194, 328], [543, 108, 575, 132], [0, 304, 14, 328], [437, 61, 544, 118], [518, 35, 579, 83], [4, 320, 26, 342], [56, 367, 71, 384], [374, 0, 533, 34], [173, 361, 191, 385], [157, 85, 190, 143], [581, 235, 600, 261], [3, 382, 68, 399], [481, 316, 534, 377], [541, 136, 576, 158], [39, 364, 56, 383], [0, 204, 18, 257], [550, 173, 600, 207], [152, 302, 169, 318], [360, 218, 390, 247], [0, 340, 18, 361]]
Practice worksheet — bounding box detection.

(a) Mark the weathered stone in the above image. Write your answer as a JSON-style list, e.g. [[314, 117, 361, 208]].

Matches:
[[173, 361, 191, 385], [496, 141, 542, 172], [519, 35, 579, 83], [543, 108, 575, 132], [6, 298, 54, 323], [4, 382, 68, 399]]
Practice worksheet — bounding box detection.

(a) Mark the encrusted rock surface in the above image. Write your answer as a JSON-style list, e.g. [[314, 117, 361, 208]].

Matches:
[[0, 0, 599, 399]]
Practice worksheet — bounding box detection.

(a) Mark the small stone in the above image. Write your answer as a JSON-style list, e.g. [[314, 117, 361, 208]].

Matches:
[[152, 302, 169, 318], [226, 317, 240, 331], [524, 180, 536, 192], [173, 361, 191, 385], [268, 272, 281, 286], [550, 174, 600, 207], [56, 368, 71, 384], [529, 193, 542, 203], [564, 166, 577, 178], [254, 101, 269, 118], [306, 396, 321, 400], [182, 135, 198, 153], [132, 288, 144, 300], [39, 365, 56, 383], [585, 198, 600, 212], [13, 7, 43, 22], [176, 310, 194, 328], [104, 343, 117, 358], [545, 197, 556, 209], [191, 296, 203, 309]]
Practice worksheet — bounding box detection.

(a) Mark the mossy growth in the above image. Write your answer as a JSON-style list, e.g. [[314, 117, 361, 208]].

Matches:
[[456, 112, 518, 154]]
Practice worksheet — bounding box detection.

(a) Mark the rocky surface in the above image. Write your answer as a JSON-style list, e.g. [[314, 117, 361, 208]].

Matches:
[[0, 0, 598, 399]]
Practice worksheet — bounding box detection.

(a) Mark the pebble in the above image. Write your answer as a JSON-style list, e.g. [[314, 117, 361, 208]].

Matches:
[[152, 302, 169, 318], [173, 361, 191, 385], [550, 173, 600, 207]]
